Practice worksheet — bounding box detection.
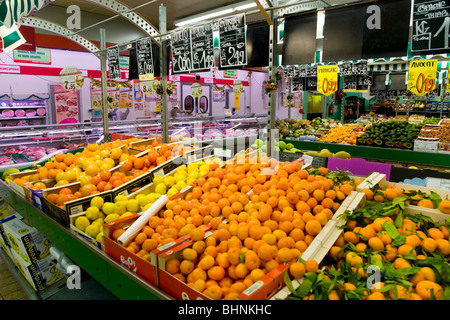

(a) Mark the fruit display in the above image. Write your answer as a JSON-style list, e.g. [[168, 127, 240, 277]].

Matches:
[[357, 121, 422, 149], [73, 159, 220, 245], [276, 141, 302, 154], [275, 118, 339, 139], [303, 148, 351, 160], [280, 183, 450, 300], [320, 124, 367, 145], [105, 152, 365, 300]]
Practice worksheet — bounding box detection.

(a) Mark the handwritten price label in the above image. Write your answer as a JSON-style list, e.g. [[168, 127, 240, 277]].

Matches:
[[408, 59, 437, 97], [190, 83, 203, 97]]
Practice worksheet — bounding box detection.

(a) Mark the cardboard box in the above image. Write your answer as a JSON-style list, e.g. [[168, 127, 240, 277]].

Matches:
[[103, 214, 200, 286], [10, 248, 65, 292], [2, 215, 53, 263], [0, 212, 23, 251], [8, 170, 38, 198], [69, 212, 104, 250], [42, 182, 114, 227]]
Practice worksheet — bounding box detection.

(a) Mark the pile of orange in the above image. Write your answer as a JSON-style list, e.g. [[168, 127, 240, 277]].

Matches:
[[113, 158, 357, 300], [131, 140, 160, 151], [326, 212, 450, 300]]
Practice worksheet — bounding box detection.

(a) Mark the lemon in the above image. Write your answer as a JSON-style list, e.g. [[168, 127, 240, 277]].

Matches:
[[148, 193, 160, 203], [142, 203, 153, 211], [114, 195, 128, 203], [119, 153, 129, 163], [138, 195, 151, 208], [175, 181, 187, 191], [114, 201, 127, 215], [164, 176, 176, 188], [187, 163, 198, 173], [85, 224, 100, 238], [153, 176, 164, 186], [155, 183, 167, 195], [85, 206, 100, 221], [104, 213, 121, 223], [92, 217, 104, 226], [55, 172, 65, 182], [126, 199, 140, 213], [79, 175, 92, 187], [188, 172, 198, 180], [167, 187, 179, 197], [121, 212, 134, 219], [55, 180, 70, 187], [90, 196, 104, 209], [102, 202, 115, 215], [96, 231, 104, 244], [75, 216, 90, 232]]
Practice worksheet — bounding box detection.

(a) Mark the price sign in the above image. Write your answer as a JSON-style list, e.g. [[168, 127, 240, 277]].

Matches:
[[191, 83, 203, 97], [171, 28, 193, 74], [292, 77, 304, 92], [136, 38, 154, 81], [408, 59, 438, 96], [107, 46, 121, 80], [343, 75, 357, 91], [140, 80, 159, 95], [59, 66, 84, 91], [233, 81, 243, 95], [317, 65, 338, 96], [219, 14, 248, 68], [190, 23, 215, 72], [340, 61, 354, 76]]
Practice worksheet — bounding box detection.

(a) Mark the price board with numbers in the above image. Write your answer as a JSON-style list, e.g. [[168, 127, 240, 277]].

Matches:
[[171, 28, 193, 74], [136, 38, 154, 81], [107, 46, 121, 80], [190, 23, 215, 72], [59, 66, 84, 91], [219, 14, 248, 68]]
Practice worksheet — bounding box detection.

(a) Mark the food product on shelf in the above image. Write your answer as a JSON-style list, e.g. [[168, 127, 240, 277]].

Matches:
[[120, 157, 360, 300], [303, 148, 351, 159], [358, 121, 422, 149], [280, 180, 450, 300], [320, 124, 356, 144]]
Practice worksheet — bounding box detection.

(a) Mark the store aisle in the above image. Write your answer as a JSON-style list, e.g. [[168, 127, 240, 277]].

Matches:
[[0, 252, 29, 300]]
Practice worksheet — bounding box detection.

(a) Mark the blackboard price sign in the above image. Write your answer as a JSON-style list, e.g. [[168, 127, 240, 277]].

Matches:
[[386, 89, 398, 99], [305, 77, 317, 91], [191, 23, 215, 72], [219, 14, 248, 68], [306, 65, 317, 77], [358, 74, 373, 87], [340, 62, 354, 76], [136, 38, 154, 81], [107, 46, 121, 80], [284, 66, 294, 78], [292, 77, 305, 92], [370, 88, 378, 96], [343, 75, 357, 91], [171, 28, 193, 74], [412, 0, 450, 55], [298, 65, 307, 78], [353, 61, 368, 75]]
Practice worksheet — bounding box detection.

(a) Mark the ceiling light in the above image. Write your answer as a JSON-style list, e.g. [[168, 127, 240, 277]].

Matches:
[[175, 8, 235, 27], [234, 3, 258, 11]]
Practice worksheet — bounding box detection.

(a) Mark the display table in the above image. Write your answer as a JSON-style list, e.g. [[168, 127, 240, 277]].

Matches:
[[282, 140, 450, 168], [0, 180, 173, 300]]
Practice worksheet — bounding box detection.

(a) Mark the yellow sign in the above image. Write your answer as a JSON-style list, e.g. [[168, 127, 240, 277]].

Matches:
[[317, 65, 338, 96], [408, 59, 438, 97]]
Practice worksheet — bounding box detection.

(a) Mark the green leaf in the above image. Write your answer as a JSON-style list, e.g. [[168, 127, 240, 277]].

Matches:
[[284, 270, 297, 296], [393, 196, 407, 207], [394, 211, 403, 228], [430, 191, 442, 209], [239, 252, 245, 264], [370, 255, 384, 269], [391, 234, 406, 247], [383, 221, 400, 239], [296, 279, 313, 298]]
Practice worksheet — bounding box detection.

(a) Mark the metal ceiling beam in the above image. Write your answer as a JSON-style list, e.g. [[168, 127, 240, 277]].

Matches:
[[21, 17, 100, 52], [78, 0, 160, 40], [254, 0, 273, 25]]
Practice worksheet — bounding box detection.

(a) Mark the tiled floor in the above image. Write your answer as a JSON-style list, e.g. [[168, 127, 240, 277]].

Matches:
[[0, 252, 29, 300]]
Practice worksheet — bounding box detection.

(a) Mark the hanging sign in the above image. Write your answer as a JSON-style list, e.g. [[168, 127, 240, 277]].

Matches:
[[408, 59, 438, 97], [305, 65, 318, 91], [0, 0, 50, 52], [233, 80, 243, 110], [411, 0, 450, 55], [59, 66, 84, 91], [191, 83, 203, 98], [219, 14, 247, 68], [107, 46, 121, 80], [190, 22, 215, 72], [171, 28, 192, 74], [136, 38, 154, 81], [140, 80, 159, 95], [317, 65, 338, 96]]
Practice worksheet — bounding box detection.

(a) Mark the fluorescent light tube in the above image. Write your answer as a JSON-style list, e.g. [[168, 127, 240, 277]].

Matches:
[[175, 8, 235, 27]]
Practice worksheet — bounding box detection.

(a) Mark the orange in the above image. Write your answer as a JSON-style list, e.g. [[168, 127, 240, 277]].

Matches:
[[361, 189, 374, 201], [235, 263, 249, 279], [312, 189, 325, 202], [244, 251, 261, 270], [289, 262, 306, 279], [203, 285, 222, 300], [305, 259, 318, 273], [421, 237, 437, 253], [438, 200, 450, 214], [305, 219, 322, 236], [190, 227, 205, 241], [276, 247, 293, 263], [417, 199, 434, 209], [415, 280, 444, 300], [207, 266, 226, 281], [165, 258, 181, 274]]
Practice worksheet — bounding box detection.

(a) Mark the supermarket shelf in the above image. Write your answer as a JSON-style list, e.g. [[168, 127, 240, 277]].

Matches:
[[0, 116, 46, 120], [0, 106, 47, 110], [283, 140, 450, 168], [0, 180, 174, 300]]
